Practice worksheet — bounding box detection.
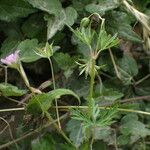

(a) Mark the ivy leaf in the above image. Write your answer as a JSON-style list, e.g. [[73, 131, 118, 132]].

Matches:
[[26, 0, 62, 15], [27, 89, 80, 115], [32, 134, 55, 150], [106, 11, 142, 42], [0, 83, 27, 97], [85, 0, 119, 16], [66, 119, 84, 148], [0, 0, 37, 22], [18, 39, 41, 63]]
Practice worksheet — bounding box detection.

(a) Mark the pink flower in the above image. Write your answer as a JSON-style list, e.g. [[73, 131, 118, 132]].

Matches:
[[1, 50, 20, 65]]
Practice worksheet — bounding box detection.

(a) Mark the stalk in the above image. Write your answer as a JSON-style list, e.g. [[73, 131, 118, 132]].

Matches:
[[48, 58, 61, 129], [17, 62, 32, 92], [88, 58, 96, 118]]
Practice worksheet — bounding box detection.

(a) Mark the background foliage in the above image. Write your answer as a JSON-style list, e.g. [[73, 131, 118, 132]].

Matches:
[[0, 0, 150, 150]]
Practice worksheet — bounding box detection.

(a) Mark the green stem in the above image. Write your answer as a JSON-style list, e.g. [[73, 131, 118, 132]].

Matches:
[[1, 106, 150, 116], [88, 58, 96, 118], [17, 62, 33, 93], [48, 58, 61, 129], [4, 66, 8, 85]]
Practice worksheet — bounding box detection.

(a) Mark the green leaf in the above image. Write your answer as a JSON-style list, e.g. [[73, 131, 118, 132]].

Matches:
[[45, 10, 66, 40], [66, 119, 84, 148], [94, 127, 111, 140], [21, 13, 46, 39], [26, 0, 62, 15], [0, 0, 37, 22], [60, 144, 76, 150], [18, 39, 41, 62], [106, 11, 142, 42], [54, 52, 77, 78], [94, 87, 124, 103], [71, 26, 95, 48], [32, 134, 55, 150], [132, 0, 150, 11], [120, 114, 150, 139], [54, 52, 77, 71], [97, 30, 119, 51], [0, 83, 27, 97], [65, 7, 78, 26], [48, 89, 80, 103], [0, 38, 20, 59], [117, 135, 130, 145], [26, 93, 50, 115], [46, 7, 77, 40], [27, 89, 80, 115], [85, 0, 119, 15], [0, 21, 23, 39], [135, 79, 150, 96], [65, 75, 89, 98], [118, 53, 138, 85]]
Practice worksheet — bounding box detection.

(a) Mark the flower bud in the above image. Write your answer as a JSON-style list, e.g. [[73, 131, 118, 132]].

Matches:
[[80, 17, 90, 27]]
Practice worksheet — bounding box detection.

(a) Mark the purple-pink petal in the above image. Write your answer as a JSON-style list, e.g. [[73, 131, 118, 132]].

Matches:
[[1, 58, 11, 65], [0, 50, 20, 65]]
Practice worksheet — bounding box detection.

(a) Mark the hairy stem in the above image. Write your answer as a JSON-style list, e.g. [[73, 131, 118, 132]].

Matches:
[[48, 58, 61, 129], [1, 106, 150, 116], [109, 49, 120, 79], [88, 59, 96, 118], [17, 62, 33, 93], [4, 66, 8, 85]]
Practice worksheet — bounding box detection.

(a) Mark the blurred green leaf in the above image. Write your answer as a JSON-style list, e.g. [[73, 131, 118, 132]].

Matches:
[[118, 53, 138, 85], [26, 0, 62, 15], [21, 13, 46, 39], [117, 135, 130, 145], [32, 134, 55, 150], [0, 0, 37, 22], [94, 127, 111, 140], [94, 87, 124, 103], [85, 0, 119, 15], [66, 119, 84, 148], [0, 38, 20, 59], [45, 10, 65, 40], [120, 114, 150, 141], [0, 83, 27, 97], [54, 52, 78, 78], [65, 7, 78, 26], [106, 11, 142, 42], [119, 54, 138, 76]]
